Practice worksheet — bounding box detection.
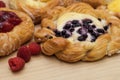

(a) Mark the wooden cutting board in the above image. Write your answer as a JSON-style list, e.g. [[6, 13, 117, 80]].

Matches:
[[1, 0, 120, 80]]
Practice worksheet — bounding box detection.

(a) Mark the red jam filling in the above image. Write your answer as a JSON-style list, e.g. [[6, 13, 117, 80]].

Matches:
[[0, 1, 6, 8], [0, 11, 22, 33]]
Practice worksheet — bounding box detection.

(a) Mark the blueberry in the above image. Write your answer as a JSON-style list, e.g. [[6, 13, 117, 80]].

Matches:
[[64, 34, 71, 38], [91, 25, 96, 28], [54, 30, 61, 37], [91, 31, 100, 38], [69, 28, 75, 32], [83, 23, 89, 29], [72, 23, 81, 28], [71, 20, 79, 24], [72, 24, 76, 28], [63, 30, 72, 38], [77, 28, 82, 34], [88, 26, 93, 33], [82, 19, 93, 24], [96, 29, 105, 33], [63, 24, 71, 29], [82, 34, 88, 38], [78, 35, 87, 41], [75, 23, 81, 27], [90, 31, 95, 35], [103, 25, 108, 31], [61, 30, 66, 35]]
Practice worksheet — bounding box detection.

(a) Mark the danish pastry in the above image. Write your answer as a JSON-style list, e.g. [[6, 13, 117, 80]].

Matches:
[[8, 0, 77, 24], [0, 8, 34, 56], [34, 2, 120, 62]]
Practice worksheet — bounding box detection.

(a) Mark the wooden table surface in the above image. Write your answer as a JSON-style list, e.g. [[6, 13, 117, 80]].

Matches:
[[1, 0, 120, 80]]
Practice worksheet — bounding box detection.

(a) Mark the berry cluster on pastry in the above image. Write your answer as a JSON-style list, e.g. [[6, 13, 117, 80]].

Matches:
[[0, 1, 34, 56], [34, 2, 120, 62]]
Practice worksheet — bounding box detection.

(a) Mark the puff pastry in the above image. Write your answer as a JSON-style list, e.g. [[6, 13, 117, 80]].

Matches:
[[34, 2, 120, 62], [0, 8, 34, 56], [8, 0, 77, 24]]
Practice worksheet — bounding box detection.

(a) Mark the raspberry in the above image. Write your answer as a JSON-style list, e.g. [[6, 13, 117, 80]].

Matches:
[[8, 57, 25, 72], [17, 46, 31, 62], [0, 1, 6, 8], [28, 42, 41, 55]]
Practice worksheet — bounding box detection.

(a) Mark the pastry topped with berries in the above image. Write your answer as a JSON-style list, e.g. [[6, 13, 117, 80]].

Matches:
[[34, 2, 120, 62], [0, 3, 34, 56]]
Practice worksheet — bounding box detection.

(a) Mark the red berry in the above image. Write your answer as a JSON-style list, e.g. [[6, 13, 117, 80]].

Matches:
[[0, 1, 6, 8], [8, 57, 25, 72], [17, 46, 31, 62], [0, 22, 14, 32], [28, 42, 41, 55]]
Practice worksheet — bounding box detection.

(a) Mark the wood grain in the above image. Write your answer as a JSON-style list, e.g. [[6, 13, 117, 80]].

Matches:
[[1, 0, 120, 80]]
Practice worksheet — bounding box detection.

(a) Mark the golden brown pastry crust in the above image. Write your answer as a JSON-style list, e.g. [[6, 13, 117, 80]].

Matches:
[[97, 5, 120, 20], [0, 8, 34, 56], [9, 0, 77, 24], [80, 0, 113, 8], [34, 28, 55, 43], [113, 13, 120, 19], [34, 2, 120, 62], [41, 37, 69, 55], [8, 0, 114, 24]]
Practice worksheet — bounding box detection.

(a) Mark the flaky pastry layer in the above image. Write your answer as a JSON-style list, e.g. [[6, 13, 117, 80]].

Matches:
[[0, 8, 34, 56], [9, 0, 77, 24]]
